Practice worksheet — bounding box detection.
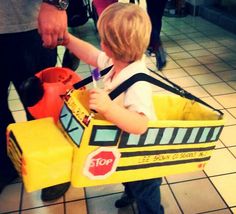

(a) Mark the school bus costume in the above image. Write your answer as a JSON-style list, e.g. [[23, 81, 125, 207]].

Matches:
[[7, 66, 224, 192]]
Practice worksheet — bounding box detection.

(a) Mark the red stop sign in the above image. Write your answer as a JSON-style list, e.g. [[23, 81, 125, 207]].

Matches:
[[83, 147, 120, 179]]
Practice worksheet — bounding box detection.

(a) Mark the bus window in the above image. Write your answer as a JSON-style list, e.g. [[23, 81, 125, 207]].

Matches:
[[89, 126, 121, 146], [143, 128, 160, 145], [60, 105, 84, 147], [119, 131, 147, 148]]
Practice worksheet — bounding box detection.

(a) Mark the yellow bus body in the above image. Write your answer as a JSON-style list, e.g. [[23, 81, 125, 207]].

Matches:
[[7, 89, 224, 192]]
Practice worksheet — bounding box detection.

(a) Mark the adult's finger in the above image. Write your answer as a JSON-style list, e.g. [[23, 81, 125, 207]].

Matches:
[[61, 31, 70, 46], [41, 33, 52, 48]]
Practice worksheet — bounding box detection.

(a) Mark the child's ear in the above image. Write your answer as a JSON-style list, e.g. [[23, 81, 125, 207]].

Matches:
[[101, 42, 113, 58]]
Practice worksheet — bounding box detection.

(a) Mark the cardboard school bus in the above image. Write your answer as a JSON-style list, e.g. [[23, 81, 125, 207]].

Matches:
[[7, 72, 224, 192]]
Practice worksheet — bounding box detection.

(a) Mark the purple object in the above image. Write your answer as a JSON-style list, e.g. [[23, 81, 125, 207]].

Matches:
[[91, 68, 101, 81]]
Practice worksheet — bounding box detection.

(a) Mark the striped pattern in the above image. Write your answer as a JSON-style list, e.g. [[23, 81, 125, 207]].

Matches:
[[7, 131, 23, 175], [119, 126, 223, 148]]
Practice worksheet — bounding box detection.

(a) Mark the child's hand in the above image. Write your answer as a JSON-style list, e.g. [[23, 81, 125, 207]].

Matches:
[[89, 88, 112, 114]]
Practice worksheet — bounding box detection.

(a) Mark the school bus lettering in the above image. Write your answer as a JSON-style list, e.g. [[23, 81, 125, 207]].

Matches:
[[153, 154, 171, 161], [179, 152, 196, 159], [87, 151, 115, 176], [83, 147, 121, 180], [90, 158, 113, 167], [117, 146, 214, 171]]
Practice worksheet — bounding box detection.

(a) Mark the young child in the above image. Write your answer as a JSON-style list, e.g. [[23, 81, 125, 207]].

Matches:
[[65, 3, 164, 214]]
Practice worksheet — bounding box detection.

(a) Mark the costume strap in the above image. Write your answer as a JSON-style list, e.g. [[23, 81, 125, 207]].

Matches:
[[108, 72, 224, 116], [73, 65, 113, 89], [72, 65, 223, 116]]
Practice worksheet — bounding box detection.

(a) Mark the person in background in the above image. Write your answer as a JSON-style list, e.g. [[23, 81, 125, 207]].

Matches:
[[0, 0, 70, 202], [64, 3, 164, 213], [146, 0, 168, 71]]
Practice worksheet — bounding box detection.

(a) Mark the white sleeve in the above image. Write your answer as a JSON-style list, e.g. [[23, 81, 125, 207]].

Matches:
[[97, 52, 113, 70], [124, 82, 156, 120]]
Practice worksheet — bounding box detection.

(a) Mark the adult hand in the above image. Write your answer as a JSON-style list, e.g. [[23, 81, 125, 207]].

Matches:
[[38, 3, 69, 48]]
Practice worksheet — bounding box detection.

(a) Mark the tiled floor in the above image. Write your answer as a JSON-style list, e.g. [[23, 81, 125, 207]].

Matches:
[[1, 14, 236, 214]]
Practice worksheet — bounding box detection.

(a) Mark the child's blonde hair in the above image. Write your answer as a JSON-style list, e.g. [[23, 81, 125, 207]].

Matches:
[[97, 3, 151, 63]]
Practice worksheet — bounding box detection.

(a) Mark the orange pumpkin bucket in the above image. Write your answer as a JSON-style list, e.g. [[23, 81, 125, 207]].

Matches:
[[27, 67, 82, 122]]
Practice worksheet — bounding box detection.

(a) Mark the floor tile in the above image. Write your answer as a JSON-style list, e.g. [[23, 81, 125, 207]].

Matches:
[[227, 107, 236, 117], [218, 38, 236, 47], [166, 170, 206, 183], [21, 189, 63, 210], [215, 140, 226, 149], [229, 147, 236, 157], [197, 55, 222, 64], [65, 200, 87, 214], [204, 148, 236, 176], [0, 183, 21, 213], [208, 46, 233, 55], [201, 97, 223, 109], [184, 65, 211, 75], [199, 41, 222, 49], [216, 70, 236, 82], [64, 186, 85, 201], [203, 82, 235, 96], [21, 204, 64, 214], [231, 207, 236, 213], [210, 174, 236, 207], [228, 81, 236, 90], [179, 26, 197, 34], [163, 60, 181, 70], [8, 89, 19, 100], [12, 110, 27, 122], [170, 34, 188, 41], [219, 126, 236, 147], [228, 60, 236, 68], [85, 184, 124, 198], [204, 209, 233, 214], [176, 39, 195, 46], [186, 31, 205, 39], [188, 49, 212, 57], [205, 62, 234, 73], [221, 110, 236, 126], [184, 85, 210, 98], [9, 99, 24, 111], [181, 43, 203, 51], [162, 68, 188, 78], [191, 36, 210, 44], [218, 53, 236, 62], [169, 51, 192, 60], [170, 76, 198, 87], [176, 58, 201, 67], [86, 193, 134, 214], [214, 93, 236, 108], [166, 46, 185, 54], [192, 73, 222, 85], [161, 184, 182, 214], [170, 178, 227, 213]]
